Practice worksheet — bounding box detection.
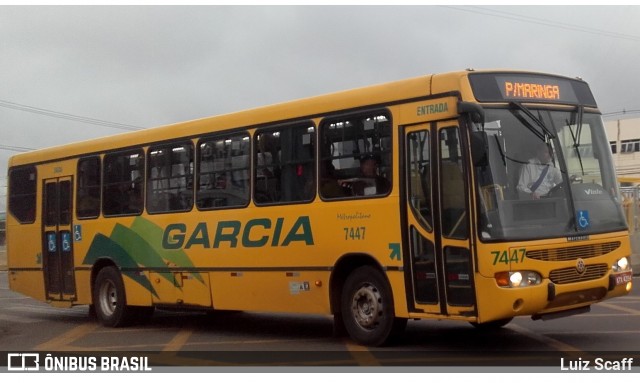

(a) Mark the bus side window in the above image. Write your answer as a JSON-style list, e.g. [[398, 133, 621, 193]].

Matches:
[[8, 166, 37, 223], [254, 123, 315, 205], [197, 134, 250, 209], [320, 112, 392, 199], [77, 156, 101, 218], [103, 150, 144, 216], [147, 142, 194, 214]]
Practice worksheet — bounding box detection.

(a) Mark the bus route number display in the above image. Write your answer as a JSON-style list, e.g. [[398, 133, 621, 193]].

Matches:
[[503, 81, 560, 101], [496, 75, 575, 102], [468, 73, 595, 106]]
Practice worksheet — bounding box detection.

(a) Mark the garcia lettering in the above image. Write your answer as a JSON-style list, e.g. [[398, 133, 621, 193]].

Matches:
[[162, 216, 314, 249]]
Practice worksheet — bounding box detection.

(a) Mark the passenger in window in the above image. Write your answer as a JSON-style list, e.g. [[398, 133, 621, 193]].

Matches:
[[517, 142, 562, 199], [320, 162, 347, 198], [353, 155, 391, 196]]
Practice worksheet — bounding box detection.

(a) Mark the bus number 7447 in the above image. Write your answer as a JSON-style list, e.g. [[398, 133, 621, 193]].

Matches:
[[344, 227, 366, 240], [492, 249, 526, 265]]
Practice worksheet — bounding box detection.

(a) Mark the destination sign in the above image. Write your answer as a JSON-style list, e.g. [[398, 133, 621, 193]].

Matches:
[[469, 73, 597, 107], [504, 81, 559, 100]]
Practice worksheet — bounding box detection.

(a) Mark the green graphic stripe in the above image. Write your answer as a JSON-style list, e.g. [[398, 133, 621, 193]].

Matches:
[[83, 217, 207, 296], [83, 233, 159, 298], [110, 223, 180, 289], [131, 217, 204, 283]]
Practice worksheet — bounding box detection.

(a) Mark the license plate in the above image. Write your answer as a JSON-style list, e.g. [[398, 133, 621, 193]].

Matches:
[[615, 271, 633, 286]]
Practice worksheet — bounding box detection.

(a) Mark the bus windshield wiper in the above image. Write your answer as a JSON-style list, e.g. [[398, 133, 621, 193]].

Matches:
[[509, 102, 556, 139], [576, 105, 583, 146], [566, 106, 586, 176]]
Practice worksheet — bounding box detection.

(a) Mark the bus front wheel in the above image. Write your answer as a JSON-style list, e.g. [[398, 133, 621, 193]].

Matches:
[[93, 266, 134, 327], [341, 266, 406, 346]]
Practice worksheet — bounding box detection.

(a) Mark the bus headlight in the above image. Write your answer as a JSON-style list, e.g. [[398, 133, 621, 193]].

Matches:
[[495, 271, 542, 288], [612, 257, 630, 272]]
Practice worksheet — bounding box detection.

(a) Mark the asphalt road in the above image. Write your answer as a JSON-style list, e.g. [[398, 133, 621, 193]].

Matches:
[[0, 270, 638, 371]]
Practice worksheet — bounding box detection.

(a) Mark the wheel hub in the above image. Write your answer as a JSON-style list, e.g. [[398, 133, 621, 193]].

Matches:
[[351, 283, 383, 330], [99, 280, 117, 316]]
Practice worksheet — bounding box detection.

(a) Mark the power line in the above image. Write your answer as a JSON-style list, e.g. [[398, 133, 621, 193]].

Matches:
[[441, 6, 640, 43], [602, 109, 640, 118], [0, 144, 36, 152], [0, 99, 145, 131]]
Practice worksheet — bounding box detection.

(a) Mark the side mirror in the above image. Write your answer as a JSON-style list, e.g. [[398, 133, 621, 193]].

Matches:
[[458, 101, 485, 124]]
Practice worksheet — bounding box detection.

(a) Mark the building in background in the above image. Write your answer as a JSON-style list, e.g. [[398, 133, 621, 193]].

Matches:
[[605, 116, 640, 272], [605, 116, 640, 181]]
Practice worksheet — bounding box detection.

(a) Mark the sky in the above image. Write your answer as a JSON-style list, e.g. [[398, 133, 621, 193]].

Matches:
[[2, 5, 640, 212]]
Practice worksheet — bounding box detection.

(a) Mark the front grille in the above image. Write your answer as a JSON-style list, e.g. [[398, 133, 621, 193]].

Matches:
[[549, 263, 609, 284], [527, 242, 620, 261]]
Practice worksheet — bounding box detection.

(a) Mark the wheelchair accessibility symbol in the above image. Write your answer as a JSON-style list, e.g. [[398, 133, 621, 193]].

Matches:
[[74, 224, 82, 242], [61, 232, 71, 252], [577, 210, 590, 230], [47, 233, 56, 252]]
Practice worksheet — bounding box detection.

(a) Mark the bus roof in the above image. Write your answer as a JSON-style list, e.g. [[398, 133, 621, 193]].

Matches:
[[8, 69, 584, 168]]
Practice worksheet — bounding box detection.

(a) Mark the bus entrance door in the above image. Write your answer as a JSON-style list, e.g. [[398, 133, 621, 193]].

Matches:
[[405, 125, 441, 314], [42, 177, 77, 302], [404, 123, 476, 316], [435, 123, 476, 316]]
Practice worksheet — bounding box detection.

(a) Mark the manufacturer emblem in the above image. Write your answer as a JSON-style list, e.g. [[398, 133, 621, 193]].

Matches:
[[576, 258, 586, 274]]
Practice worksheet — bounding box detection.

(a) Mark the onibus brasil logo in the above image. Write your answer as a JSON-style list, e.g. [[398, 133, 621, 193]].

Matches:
[[7, 353, 151, 372]]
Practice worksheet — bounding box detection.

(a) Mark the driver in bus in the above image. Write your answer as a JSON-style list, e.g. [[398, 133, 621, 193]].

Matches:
[[517, 142, 563, 200]]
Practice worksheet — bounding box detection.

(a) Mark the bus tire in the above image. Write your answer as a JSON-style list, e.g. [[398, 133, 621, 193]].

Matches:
[[93, 266, 134, 327], [341, 266, 404, 346]]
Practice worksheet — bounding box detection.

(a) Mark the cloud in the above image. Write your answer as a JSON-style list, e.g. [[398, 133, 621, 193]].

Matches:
[[2, 5, 640, 211]]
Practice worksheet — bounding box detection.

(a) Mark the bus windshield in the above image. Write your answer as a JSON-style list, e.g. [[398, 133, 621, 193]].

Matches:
[[473, 107, 627, 241]]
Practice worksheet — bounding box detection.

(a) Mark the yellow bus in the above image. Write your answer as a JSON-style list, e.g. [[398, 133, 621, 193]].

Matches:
[[6, 69, 633, 346]]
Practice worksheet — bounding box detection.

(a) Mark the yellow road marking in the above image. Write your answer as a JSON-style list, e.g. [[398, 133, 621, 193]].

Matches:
[[508, 323, 586, 353], [34, 322, 99, 351], [596, 301, 640, 315], [163, 327, 193, 352], [613, 296, 640, 301], [344, 342, 381, 366], [542, 330, 640, 335]]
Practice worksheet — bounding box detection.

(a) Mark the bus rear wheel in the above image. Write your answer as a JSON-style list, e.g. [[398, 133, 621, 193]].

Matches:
[[93, 266, 135, 327], [341, 266, 406, 346]]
